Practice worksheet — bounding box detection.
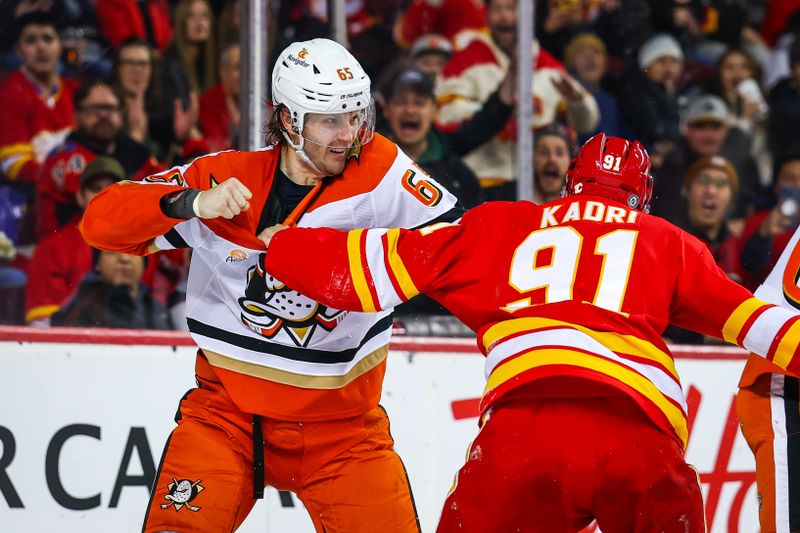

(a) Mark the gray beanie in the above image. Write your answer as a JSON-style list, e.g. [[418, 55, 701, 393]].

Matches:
[[638, 33, 684, 70]]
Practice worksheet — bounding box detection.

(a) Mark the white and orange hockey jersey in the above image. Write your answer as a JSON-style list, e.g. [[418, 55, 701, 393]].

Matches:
[[81, 134, 461, 420], [263, 197, 800, 449]]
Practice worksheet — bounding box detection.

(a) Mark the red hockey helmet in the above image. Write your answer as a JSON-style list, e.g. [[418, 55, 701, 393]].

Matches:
[[563, 133, 654, 212]]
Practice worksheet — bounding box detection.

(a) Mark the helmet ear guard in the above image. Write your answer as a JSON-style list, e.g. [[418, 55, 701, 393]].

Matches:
[[564, 133, 654, 213]]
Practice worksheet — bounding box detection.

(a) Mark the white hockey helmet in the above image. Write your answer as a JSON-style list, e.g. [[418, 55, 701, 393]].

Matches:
[[272, 38, 374, 147]]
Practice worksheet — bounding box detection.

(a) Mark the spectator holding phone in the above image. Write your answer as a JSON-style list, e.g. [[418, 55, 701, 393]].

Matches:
[[740, 151, 800, 288]]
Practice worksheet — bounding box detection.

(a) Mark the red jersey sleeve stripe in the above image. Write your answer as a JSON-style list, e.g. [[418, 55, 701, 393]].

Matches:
[[384, 229, 419, 301], [735, 303, 773, 347], [723, 298, 770, 344], [381, 232, 409, 303], [771, 315, 800, 370], [346, 229, 378, 312], [359, 228, 382, 312]]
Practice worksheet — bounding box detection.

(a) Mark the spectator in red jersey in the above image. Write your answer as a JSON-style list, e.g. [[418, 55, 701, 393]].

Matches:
[[0, 11, 76, 184], [409, 34, 453, 78], [394, 0, 486, 52], [96, 0, 172, 52], [26, 156, 124, 326], [36, 78, 162, 240], [437, 0, 599, 201], [740, 152, 800, 289], [199, 42, 240, 152], [113, 38, 157, 148], [51, 249, 173, 330]]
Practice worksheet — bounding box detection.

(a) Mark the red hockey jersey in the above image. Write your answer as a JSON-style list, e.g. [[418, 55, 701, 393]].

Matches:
[[264, 196, 800, 448]]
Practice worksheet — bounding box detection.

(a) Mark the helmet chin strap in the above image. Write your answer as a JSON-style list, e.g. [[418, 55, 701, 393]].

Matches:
[[282, 130, 324, 175]]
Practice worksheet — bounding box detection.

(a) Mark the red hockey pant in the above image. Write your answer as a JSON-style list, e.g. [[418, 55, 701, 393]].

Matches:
[[437, 392, 705, 533]]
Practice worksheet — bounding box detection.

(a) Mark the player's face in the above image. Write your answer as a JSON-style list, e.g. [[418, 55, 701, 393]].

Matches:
[[16, 24, 61, 78], [117, 45, 152, 95], [534, 136, 571, 198], [77, 86, 123, 145], [301, 111, 363, 175], [185, 0, 212, 44], [487, 0, 517, 56], [383, 91, 436, 148], [685, 120, 728, 155], [687, 167, 733, 229], [96, 251, 145, 287]]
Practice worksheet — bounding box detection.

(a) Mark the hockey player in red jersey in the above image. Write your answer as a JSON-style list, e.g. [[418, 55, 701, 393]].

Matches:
[[261, 133, 800, 532]]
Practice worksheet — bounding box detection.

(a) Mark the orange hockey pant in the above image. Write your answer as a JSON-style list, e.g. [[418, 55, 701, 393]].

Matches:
[[438, 390, 705, 533], [142, 367, 419, 532], [737, 373, 800, 533]]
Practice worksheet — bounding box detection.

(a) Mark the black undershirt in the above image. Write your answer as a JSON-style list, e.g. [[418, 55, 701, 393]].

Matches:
[[256, 164, 319, 234]]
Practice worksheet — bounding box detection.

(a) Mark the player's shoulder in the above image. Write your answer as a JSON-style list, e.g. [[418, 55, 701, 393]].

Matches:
[[188, 145, 279, 180], [461, 200, 534, 226]]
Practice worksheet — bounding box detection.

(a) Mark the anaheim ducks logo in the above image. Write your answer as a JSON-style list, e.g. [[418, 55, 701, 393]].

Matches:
[[160, 478, 204, 512], [238, 254, 346, 346]]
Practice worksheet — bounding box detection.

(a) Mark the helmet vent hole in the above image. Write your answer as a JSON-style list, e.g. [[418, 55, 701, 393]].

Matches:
[[313, 65, 321, 74], [282, 61, 289, 68], [342, 104, 347, 109]]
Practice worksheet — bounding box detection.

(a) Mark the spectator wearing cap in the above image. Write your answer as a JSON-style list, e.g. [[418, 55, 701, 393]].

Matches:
[[50, 248, 173, 330], [768, 37, 800, 165], [563, 32, 630, 142], [409, 34, 453, 78], [380, 66, 485, 209], [622, 33, 685, 150], [739, 151, 800, 289], [25, 157, 125, 326], [437, 0, 599, 201], [532, 124, 575, 204], [651, 93, 762, 223], [664, 154, 743, 344], [36, 78, 163, 240]]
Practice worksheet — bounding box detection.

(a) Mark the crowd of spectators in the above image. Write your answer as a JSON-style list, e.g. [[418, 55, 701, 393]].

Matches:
[[0, 0, 798, 344]]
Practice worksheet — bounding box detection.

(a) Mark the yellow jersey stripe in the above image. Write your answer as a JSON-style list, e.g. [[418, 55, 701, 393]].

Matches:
[[485, 347, 688, 446], [24, 304, 60, 323], [773, 318, 800, 370], [482, 317, 679, 380], [384, 229, 419, 301], [0, 143, 33, 158], [722, 297, 765, 344], [7, 156, 30, 179], [346, 229, 376, 312]]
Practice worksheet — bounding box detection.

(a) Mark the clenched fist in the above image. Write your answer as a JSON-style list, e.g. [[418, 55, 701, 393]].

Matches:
[[194, 178, 253, 219]]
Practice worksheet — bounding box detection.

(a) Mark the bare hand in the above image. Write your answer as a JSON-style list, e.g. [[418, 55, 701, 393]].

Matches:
[[195, 178, 252, 219], [759, 207, 791, 237], [257, 224, 288, 248], [551, 74, 582, 102]]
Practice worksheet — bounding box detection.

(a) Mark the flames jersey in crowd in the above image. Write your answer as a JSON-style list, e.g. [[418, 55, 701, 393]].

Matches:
[[81, 134, 460, 420], [0, 70, 76, 182], [264, 196, 800, 448]]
